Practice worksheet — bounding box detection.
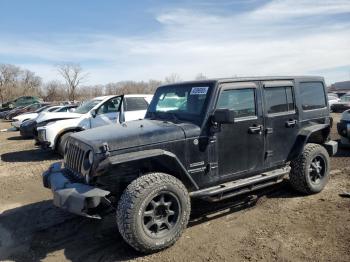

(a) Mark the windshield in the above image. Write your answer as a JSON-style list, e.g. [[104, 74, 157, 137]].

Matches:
[[340, 96, 350, 102], [147, 83, 213, 125], [74, 99, 102, 114], [35, 105, 50, 113]]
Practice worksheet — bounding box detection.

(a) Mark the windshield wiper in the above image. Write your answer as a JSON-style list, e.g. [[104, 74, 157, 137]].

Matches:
[[165, 112, 179, 122], [148, 111, 179, 122]]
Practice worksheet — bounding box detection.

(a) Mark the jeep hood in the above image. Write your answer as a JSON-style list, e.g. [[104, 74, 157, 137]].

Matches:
[[36, 111, 82, 123], [73, 119, 200, 152]]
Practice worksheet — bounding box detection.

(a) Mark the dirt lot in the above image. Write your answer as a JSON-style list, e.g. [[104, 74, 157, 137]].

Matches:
[[0, 114, 349, 262]]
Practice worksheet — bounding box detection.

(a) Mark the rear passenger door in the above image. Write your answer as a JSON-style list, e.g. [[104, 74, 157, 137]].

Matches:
[[124, 97, 149, 121], [262, 81, 299, 167]]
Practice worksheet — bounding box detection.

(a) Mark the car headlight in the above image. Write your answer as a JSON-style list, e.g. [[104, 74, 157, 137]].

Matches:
[[83, 150, 94, 170], [88, 150, 94, 165]]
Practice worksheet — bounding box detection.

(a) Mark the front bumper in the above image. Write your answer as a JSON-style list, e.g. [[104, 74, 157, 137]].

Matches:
[[11, 120, 21, 128], [35, 128, 52, 149], [42, 162, 110, 219], [19, 123, 35, 138]]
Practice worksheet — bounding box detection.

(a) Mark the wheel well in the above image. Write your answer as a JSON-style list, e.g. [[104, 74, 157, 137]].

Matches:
[[107, 157, 197, 193], [54, 129, 81, 149], [288, 126, 330, 161], [306, 127, 330, 144]]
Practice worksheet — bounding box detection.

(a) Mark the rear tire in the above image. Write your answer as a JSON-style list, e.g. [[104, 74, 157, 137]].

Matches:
[[290, 143, 330, 194], [57, 132, 72, 156], [117, 173, 190, 253]]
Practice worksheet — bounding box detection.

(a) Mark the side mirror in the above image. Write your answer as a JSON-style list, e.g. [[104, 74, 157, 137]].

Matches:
[[90, 109, 97, 118], [212, 109, 235, 124]]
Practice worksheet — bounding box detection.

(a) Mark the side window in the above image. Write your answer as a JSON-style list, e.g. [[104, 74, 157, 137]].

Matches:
[[300, 82, 326, 110], [216, 88, 256, 118], [125, 97, 149, 111], [97, 97, 121, 115], [265, 86, 295, 114], [55, 107, 67, 112]]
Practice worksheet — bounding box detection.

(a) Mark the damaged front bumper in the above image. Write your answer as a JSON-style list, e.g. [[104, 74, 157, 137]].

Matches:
[[42, 162, 110, 219]]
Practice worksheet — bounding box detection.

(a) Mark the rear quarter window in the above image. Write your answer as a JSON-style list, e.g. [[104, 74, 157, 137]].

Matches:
[[264, 86, 295, 114], [125, 97, 149, 111], [300, 82, 327, 110]]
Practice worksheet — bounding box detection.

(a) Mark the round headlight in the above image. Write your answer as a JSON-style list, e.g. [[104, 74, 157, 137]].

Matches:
[[83, 150, 94, 171], [88, 150, 94, 165]]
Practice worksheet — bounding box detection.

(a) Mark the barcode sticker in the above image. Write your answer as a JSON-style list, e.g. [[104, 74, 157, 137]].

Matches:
[[190, 87, 209, 95]]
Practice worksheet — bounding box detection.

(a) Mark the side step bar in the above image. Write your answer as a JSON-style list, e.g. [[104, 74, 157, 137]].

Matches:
[[190, 166, 290, 202]]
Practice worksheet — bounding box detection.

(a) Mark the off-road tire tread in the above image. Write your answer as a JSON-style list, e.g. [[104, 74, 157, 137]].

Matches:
[[117, 172, 190, 253], [290, 143, 329, 194]]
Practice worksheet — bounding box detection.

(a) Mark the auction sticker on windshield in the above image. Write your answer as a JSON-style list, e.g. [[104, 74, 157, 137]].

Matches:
[[190, 87, 209, 95]]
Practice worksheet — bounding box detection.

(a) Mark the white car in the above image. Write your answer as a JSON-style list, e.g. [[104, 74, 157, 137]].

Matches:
[[328, 94, 340, 108], [36, 94, 153, 155], [11, 105, 63, 129]]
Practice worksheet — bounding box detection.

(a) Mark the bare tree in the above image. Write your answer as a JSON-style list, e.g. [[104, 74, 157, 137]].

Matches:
[[148, 79, 162, 93], [195, 73, 207, 80], [42, 80, 66, 101], [78, 85, 104, 99], [164, 73, 182, 84], [0, 64, 21, 104], [20, 69, 42, 95], [57, 63, 87, 101]]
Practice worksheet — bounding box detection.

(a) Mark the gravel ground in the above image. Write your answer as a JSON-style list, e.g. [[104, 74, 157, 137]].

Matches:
[[0, 114, 349, 262]]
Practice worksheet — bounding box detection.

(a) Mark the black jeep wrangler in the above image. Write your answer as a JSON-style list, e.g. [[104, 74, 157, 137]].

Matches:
[[43, 76, 337, 253]]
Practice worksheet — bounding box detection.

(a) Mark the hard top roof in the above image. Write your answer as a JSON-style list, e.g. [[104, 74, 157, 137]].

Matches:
[[160, 76, 324, 87]]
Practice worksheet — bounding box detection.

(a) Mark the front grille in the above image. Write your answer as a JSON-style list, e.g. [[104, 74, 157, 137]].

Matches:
[[65, 141, 86, 174]]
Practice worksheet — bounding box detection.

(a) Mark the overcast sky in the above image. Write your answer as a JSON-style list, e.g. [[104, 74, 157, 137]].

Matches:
[[0, 0, 349, 85]]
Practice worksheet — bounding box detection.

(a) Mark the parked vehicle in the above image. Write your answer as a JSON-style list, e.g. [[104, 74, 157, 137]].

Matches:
[[12, 105, 58, 129], [5, 103, 49, 120], [13, 104, 78, 130], [0, 107, 22, 118], [330, 94, 350, 113], [36, 94, 152, 155], [328, 94, 340, 109], [337, 109, 350, 146], [19, 104, 79, 138], [2, 96, 43, 109], [42, 76, 337, 253]]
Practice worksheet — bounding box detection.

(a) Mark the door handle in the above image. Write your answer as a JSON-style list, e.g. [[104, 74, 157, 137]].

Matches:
[[248, 125, 263, 135], [285, 119, 297, 128]]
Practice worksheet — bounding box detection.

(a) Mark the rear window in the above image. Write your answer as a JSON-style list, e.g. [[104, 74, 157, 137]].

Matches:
[[125, 97, 149, 111], [265, 86, 294, 114], [300, 82, 327, 110]]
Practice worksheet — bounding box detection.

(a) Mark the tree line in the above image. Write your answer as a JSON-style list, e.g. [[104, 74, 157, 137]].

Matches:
[[0, 63, 207, 104]]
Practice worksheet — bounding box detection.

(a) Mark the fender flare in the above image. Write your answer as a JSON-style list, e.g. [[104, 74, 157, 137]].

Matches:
[[54, 127, 85, 150], [107, 149, 199, 190], [288, 124, 330, 160]]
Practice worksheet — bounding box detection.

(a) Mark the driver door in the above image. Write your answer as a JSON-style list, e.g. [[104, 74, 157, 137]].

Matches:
[[90, 96, 122, 128], [214, 82, 265, 180]]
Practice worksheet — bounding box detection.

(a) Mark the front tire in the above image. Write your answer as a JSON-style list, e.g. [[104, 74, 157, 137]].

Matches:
[[117, 173, 190, 253], [290, 143, 330, 194], [57, 132, 72, 156]]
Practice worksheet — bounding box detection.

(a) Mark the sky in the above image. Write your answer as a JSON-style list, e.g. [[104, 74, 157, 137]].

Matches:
[[0, 0, 349, 85]]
